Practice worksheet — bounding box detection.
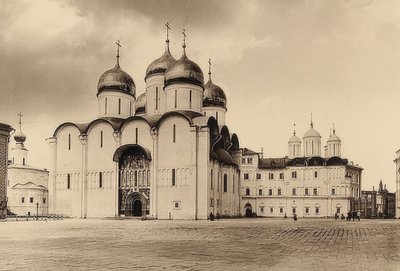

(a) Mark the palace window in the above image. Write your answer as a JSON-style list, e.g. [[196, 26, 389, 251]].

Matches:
[[244, 173, 249, 180], [245, 188, 250, 196], [268, 189, 272, 196], [315, 207, 320, 214], [270, 207, 274, 213], [242, 158, 246, 164], [118, 98, 121, 115], [259, 189, 263, 196], [68, 134, 71, 150], [305, 188, 309, 195], [247, 157, 253, 164], [314, 171, 318, 178], [292, 171, 297, 179], [292, 188, 296, 196], [210, 198, 214, 207], [336, 207, 340, 214], [30, 197, 33, 203], [172, 169, 176, 186], [173, 124, 176, 143], [43, 198, 46, 204], [305, 207, 309, 214], [292, 208, 296, 214], [67, 174, 71, 189], [279, 173, 284, 180], [313, 188, 318, 196], [269, 173, 274, 180], [173, 201, 181, 210], [280, 208, 284, 214], [99, 172, 103, 188], [332, 188, 336, 195], [223, 174, 228, 192], [100, 131, 103, 148], [256, 173, 262, 180], [277, 188, 282, 195], [21, 197, 25, 203]]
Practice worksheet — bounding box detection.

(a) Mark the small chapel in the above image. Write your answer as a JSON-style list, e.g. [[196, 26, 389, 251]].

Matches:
[[48, 26, 242, 219]]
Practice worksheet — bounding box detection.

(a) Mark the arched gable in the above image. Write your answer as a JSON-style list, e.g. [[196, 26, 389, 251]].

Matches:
[[119, 116, 153, 131], [307, 156, 325, 166], [53, 122, 86, 137], [220, 125, 231, 150], [113, 144, 152, 162], [326, 156, 344, 166], [84, 118, 122, 134], [155, 111, 198, 128]]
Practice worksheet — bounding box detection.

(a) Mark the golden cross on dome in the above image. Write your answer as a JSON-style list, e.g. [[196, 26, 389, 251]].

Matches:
[[17, 112, 23, 131], [208, 58, 212, 80], [182, 29, 186, 48], [116, 40, 122, 64], [165, 22, 170, 41]]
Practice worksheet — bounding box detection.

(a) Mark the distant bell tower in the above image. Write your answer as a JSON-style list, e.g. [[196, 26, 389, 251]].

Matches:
[[11, 112, 28, 165]]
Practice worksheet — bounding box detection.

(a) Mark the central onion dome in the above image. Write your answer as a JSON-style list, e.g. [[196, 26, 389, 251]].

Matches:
[[203, 61, 227, 108], [135, 92, 146, 114], [97, 59, 135, 97], [145, 39, 176, 80], [165, 41, 204, 87], [303, 123, 321, 138]]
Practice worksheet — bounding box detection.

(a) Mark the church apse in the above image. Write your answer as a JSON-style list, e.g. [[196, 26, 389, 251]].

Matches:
[[114, 145, 151, 217]]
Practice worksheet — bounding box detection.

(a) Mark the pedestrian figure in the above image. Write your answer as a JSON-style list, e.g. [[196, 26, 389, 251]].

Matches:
[[334, 213, 338, 219], [284, 213, 287, 219], [357, 211, 361, 221], [216, 212, 220, 220], [341, 214, 345, 220], [347, 211, 351, 221], [352, 211, 356, 221], [209, 212, 215, 221], [293, 214, 297, 221]]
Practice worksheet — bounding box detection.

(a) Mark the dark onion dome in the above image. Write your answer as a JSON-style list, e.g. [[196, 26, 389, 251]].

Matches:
[[14, 130, 26, 143], [164, 44, 204, 87], [97, 62, 135, 97], [145, 40, 176, 80], [203, 80, 226, 108], [135, 92, 146, 114]]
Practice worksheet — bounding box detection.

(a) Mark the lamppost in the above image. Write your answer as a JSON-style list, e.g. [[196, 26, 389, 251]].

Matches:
[[36, 202, 39, 220]]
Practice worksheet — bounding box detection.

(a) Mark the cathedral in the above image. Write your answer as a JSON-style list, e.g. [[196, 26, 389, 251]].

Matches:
[[48, 29, 241, 219], [241, 122, 363, 218]]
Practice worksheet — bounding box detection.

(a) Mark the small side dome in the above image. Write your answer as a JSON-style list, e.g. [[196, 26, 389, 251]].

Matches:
[[328, 127, 341, 142], [14, 130, 26, 143], [98, 63, 135, 96], [135, 92, 146, 114], [165, 40, 204, 87], [145, 40, 176, 80], [289, 134, 301, 143], [203, 61, 226, 108]]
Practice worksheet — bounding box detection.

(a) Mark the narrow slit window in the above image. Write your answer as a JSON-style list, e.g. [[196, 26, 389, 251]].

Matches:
[[173, 124, 176, 143], [189, 90, 192, 109], [105, 98, 108, 114], [172, 169, 176, 186], [99, 172, 103, 188], [156, 87, 159, 109], [100, 131, 103, 148], [68, 134, 71, 150], [135, 128, 138, 144], [223, 174, 228, 192], [67, 174, 71, 189], [174, 89, 177, 108], [130, 101, 132, 116], [118, 98, 121, 115]]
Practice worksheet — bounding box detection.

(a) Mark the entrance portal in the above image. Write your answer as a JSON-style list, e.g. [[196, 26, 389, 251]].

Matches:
[[114, 144, 151, 217], [133, 200, 142, 217]]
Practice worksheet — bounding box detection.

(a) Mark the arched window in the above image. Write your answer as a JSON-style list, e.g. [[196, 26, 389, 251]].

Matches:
[[174, 89, 178, 108], [105, 98, 108, 114], [223, 174, 228, 192], [172, 169, 176, 186], [67, 174, 71, 189], [156, 87, 159, 109], [246, 188, 250, 196]]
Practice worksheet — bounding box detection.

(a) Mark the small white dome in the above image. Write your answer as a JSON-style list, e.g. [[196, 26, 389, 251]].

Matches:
[[289, 134, 301, 143]]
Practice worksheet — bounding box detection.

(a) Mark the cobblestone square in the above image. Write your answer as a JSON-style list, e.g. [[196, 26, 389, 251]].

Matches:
[[1, 218, 399, 270]]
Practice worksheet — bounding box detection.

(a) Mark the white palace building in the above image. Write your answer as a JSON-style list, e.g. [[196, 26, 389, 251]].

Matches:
[[48, 28, 362, 219]]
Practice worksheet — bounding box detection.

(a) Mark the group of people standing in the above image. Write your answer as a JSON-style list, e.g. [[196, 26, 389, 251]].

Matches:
[[335, 211, 361, 221]]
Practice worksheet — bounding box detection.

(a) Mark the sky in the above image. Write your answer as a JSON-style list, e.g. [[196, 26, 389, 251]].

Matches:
[[0, 0, 399, 191]]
